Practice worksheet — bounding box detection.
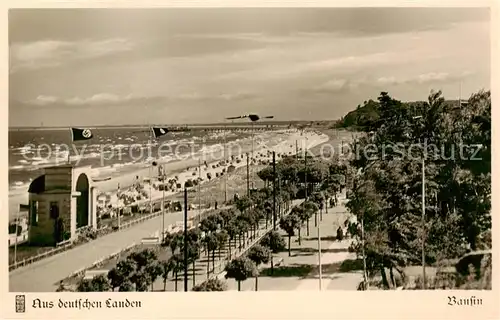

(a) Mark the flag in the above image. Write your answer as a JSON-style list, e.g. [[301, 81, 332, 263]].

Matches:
[[71, 128, 93, 141], [152, 127, 169, 139]]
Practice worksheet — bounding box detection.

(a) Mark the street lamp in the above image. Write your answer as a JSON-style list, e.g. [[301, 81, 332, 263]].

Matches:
[[226, 114, 274, 192], [413, 115, 426, 289], [152, 161, 166, 243]]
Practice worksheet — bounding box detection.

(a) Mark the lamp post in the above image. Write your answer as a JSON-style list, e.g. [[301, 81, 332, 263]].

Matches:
[[318, 218, 322, 291], [14, 206, 20, 264], [413, 115, 426, 289], [183, 187, 189, 291], [152, 161, 166, 242], [273, 151, 277, 230], [226, 114, 274, 193], [223, 119, 228, 203], [356, 161, 372, 290], [161, 165, 166, 243], [117, 183, 121, 230]]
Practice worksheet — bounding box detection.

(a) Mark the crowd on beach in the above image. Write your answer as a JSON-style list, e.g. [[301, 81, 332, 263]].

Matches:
[[93, 129, 329, 227]]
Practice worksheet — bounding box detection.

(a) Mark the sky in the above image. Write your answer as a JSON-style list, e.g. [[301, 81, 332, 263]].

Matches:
[[9, 8, 490, 127]]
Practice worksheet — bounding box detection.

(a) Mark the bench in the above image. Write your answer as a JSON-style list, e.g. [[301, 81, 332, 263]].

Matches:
[[274, 257, 284, 267], [83, 269, 108, 281]]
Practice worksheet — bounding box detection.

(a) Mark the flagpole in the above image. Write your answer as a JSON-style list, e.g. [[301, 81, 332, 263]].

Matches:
[[68, 128, 73, 164], [117, 183, 121, 230], [421, 155, 426, 289], [148, 124, 153, 215], [459, 81, 462, 107], [361, 212, 368, 290], [223, 120, 228, 203], [14, 207, 20, 264], [251, 120, 255, 190], [318, 221, 322, 291], [198, 156, 201, 216], [161, 165, 166, 243]]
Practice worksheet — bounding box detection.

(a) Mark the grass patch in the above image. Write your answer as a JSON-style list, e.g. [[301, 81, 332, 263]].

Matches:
[[261, 264, 314, 277]]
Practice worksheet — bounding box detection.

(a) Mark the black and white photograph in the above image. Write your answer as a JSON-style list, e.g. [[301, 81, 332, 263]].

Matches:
[[6, 4, 492, 301]]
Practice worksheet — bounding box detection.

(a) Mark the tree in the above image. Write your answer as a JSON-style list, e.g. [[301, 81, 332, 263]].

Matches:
[[307, 195, 322, 225], [216, 230, 229, 260], [108, 259, 135, 291], [77, 274, 111, 292], [204, 233, 218, 274], [200, 215, 219, 234], [163, 232, 184, 255], [192, 278, 228, 291], [168, 254, 184, 291], [247, 245, 270, 291], [290, 206, 305, 243], [56, 281, 72, 292], [235, 196, 253, 213], [225, 257, 258, 291], [235, 215, 250, 247], [264, 200, 272, 228], [261, 230, 286, 274], [219, 209, 237, 228], [160, 260, 173, 291], [130, 270, 150, 292], [225, 220, 239, 258], [279, 213, 301, 256], [344, 90, 491, 289], [118, 280, 134, 292], [128, 249, 158, 270], [145, 261, 163, 291], [257, 167, 275, 188]]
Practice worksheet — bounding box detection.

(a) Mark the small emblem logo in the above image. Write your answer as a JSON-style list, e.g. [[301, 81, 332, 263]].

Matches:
[[15, 295, 25, 313], [82, 129, 92, 138]]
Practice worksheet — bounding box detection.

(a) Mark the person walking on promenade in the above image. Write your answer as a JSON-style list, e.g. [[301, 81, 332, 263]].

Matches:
[[336, 226, 344, 242]]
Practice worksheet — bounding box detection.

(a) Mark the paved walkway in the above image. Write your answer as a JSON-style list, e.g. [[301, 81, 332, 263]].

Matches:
[[223, 194, 363, 291], [150, 200, 303, 292], [9, 208, 214, 292]]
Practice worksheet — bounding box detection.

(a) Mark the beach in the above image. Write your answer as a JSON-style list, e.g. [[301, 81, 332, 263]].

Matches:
[[8, 129, 329, 221]]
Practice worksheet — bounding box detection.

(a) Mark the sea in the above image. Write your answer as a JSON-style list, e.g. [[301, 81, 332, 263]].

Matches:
[[8, 127, 252, 195]]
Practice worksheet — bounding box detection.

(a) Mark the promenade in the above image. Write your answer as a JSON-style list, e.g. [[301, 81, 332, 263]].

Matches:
[[9, 129, 351, 292], [222, 194, 364, 291], [9, 208, 213, 292]]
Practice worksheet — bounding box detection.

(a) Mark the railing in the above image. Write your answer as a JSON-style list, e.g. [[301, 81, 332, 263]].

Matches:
[[8, 206, 224, 272], [7, 210, 161, 272], [9, 242, 74, 271], [205, 200, 303, 284]]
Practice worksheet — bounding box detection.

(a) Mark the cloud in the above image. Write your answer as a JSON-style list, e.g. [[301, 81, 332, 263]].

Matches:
[[416, 72, 449, 83], [10, 38, 134, 72], [30, 95, 58, 106], [216, 50, 427, 82], [23, 91, 258, 107], [26, 93, 145, 107], [375, 71, 474, 87], [310, 79, 359, 94], [308, 70, 474, 95], [376, 76, 399, 86], [218, 92, 258, 101]]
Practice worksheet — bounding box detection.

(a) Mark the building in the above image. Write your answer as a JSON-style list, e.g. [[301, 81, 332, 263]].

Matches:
[[27, 165, 97, 246]]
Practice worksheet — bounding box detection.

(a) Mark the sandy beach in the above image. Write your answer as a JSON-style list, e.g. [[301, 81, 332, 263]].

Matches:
[[8, 129, 328, 221]]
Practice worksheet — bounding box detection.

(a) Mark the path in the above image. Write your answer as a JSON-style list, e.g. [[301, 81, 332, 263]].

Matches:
[[223, 193, 363, 291], [294, 239, 362, 290], [149, 200, 303, 292], [9, 208, 215, 292]]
